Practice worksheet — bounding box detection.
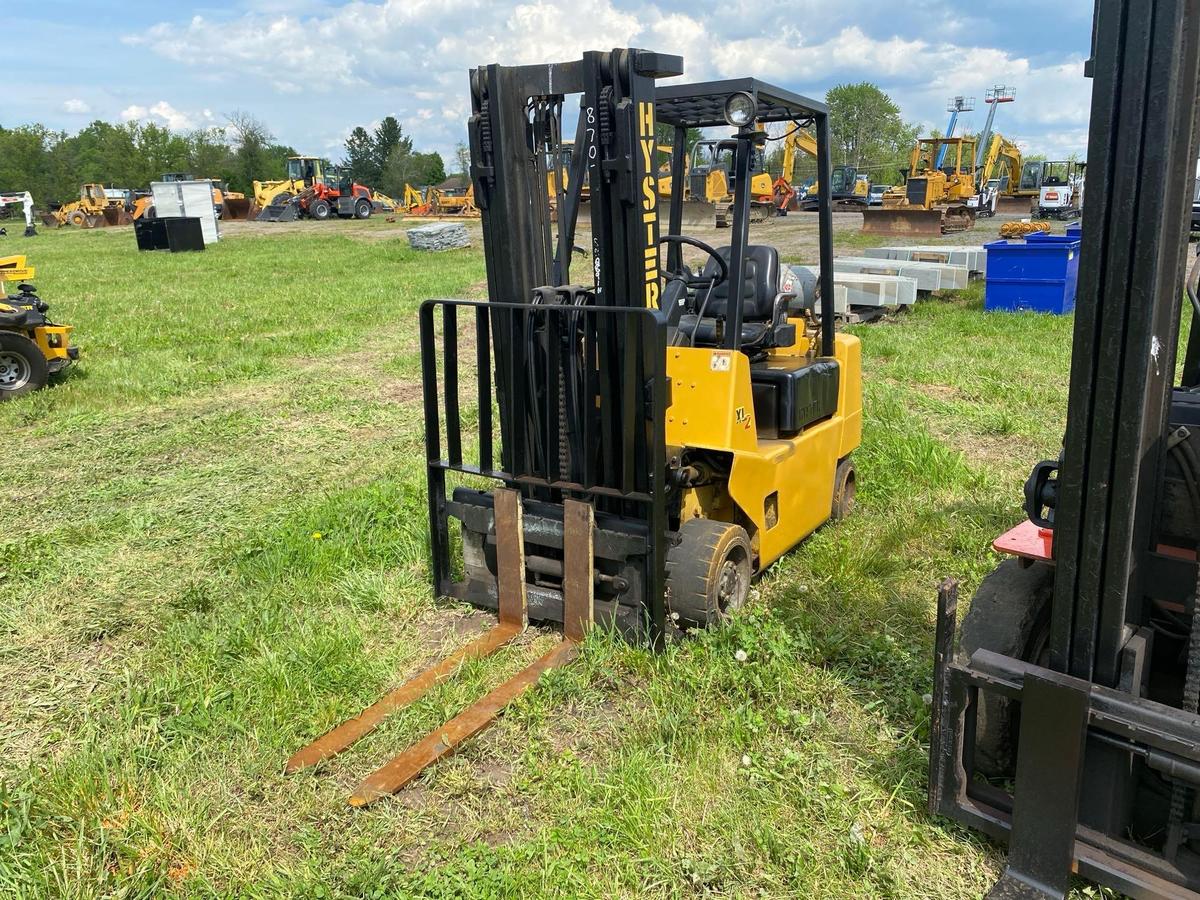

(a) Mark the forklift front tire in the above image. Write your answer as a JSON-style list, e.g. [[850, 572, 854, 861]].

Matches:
[[831, 458, 857, 522], [0, 332, 49, 399], [667, 519, 752, 630], [310, 199, 332, 220], [960, 557, 1054, 777]]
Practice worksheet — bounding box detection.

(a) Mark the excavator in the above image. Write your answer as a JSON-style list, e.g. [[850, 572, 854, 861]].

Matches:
[[771, 127, 869, 214], [861, 136, 980, 236], [972, 133, 1024, 218]]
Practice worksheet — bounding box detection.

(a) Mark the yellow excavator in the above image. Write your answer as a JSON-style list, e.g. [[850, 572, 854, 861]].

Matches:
[[972, 134, 1024, 216], [771, 127, 869, 214], [861, 136, 980, 236]]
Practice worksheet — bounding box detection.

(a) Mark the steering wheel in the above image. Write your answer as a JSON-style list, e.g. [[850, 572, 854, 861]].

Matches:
[[658, 235, 728, 287]]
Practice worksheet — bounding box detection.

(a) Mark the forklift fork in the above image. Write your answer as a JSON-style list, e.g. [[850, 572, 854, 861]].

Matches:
[[286, 489, 594, 807]]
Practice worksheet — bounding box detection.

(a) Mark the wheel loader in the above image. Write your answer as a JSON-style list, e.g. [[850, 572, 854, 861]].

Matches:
[[42, 184, 129, 228], [0, 256, 77, 399], [288, 54, 862, 807], [930, 1, 1200, 896]]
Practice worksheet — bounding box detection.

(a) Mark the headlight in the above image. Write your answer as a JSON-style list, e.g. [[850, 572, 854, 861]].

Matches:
[[724, 91, 757, 128]]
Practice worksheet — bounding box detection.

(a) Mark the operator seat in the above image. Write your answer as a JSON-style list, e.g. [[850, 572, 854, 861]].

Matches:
[[678, 244, 795, 351]]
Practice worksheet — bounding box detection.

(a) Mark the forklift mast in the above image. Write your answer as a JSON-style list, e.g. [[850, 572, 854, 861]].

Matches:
[[930, 1, 1200, 896], [1050, 0, 1200, 688]]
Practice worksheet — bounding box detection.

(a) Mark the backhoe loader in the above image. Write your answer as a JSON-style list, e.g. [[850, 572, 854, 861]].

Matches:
[[0, 256, 77, 399], [288, 55, 861, 807], [861, 136, 979, 236]]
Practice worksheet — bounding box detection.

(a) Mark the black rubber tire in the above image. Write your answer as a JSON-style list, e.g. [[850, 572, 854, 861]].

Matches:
[[831, 457, 856, 522], [354, 198, 372, 220], [309, 199, 332, 220], [960, 557, 1054, 777], [68, 210, 87, 227], [0, 331, 49, 400], [667, 519, 753, 629]]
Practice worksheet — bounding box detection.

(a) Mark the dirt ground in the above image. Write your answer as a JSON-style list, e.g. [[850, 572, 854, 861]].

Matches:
[[219, 204, 1054, 270]]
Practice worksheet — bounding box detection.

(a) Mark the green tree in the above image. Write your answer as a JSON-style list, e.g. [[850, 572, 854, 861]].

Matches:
[[824, 82, 919, 181], [454, 141, 471, 177], [225, 110, 275, 193], [370, 116, 408, 186], [380, 147, 444, 195], [188, 128, 235, 182], [344, 126, 375, 184]]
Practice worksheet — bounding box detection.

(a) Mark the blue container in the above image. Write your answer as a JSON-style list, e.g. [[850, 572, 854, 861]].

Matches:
[[984, 238, 1081, 314], [1066, 223, 1081, 239]]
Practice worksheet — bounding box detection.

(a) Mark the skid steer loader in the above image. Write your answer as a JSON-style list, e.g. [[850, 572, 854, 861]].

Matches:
[[289, 53, 862, 807]]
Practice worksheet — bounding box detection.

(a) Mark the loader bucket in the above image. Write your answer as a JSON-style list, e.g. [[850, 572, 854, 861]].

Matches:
[[257, 199, 299, 223], [221, 197, 252, 220], [862, 207, 953, 237], [104, 208, 132, 226], [40, 213, 60, 227], [83, 214, 107, 229]]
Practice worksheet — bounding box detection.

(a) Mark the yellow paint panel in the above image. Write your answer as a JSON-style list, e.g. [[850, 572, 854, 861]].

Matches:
[[666, 334, 863, 571]]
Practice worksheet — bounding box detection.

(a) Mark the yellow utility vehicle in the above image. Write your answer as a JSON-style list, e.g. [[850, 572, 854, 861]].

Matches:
[[0, 256, 77, 399]]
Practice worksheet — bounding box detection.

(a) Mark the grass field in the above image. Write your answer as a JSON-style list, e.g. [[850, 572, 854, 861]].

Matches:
[[1, 219, 1088, 898]]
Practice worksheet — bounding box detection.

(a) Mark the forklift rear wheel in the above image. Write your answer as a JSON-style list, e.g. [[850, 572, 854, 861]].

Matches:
[[0, 332, 49, 399], [667, 519, 752, 629], [960, 557, 1054, 777], [309, 199, 332, 220], [354, 198, 372, 219], [831, 458, 856, 522]]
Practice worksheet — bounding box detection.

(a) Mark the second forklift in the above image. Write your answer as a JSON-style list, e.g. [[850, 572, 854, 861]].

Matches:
[[288, 52, 862, 806]]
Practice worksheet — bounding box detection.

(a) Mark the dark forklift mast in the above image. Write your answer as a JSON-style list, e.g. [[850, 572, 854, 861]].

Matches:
[[1049, 0, 1200, 688], [930, 1, 1200, 898]]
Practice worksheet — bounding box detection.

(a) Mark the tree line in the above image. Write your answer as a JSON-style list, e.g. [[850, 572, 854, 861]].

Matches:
[[0, 111, 449, 205]]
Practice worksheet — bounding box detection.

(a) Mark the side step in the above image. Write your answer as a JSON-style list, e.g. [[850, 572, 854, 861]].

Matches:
[[287, 489, 594, 807]]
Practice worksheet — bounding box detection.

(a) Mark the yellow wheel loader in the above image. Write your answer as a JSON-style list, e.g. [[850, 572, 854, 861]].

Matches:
[[862, 136, 980, 236], [42, 184, 128, 228], [288, 56, 862, 806], [0, 256, 77, 399]]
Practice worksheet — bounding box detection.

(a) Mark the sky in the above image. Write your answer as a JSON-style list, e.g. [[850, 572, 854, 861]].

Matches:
[[4, 0, 1097, 165]]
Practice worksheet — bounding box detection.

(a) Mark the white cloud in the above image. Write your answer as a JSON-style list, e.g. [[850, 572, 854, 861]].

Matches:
[[62, 98, 91, 115], [124, 1, 1093, 160], [119, 100, 198, 131]]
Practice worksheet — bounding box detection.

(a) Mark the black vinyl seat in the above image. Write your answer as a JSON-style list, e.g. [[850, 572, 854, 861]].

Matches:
[[678, 245, 795, 351]]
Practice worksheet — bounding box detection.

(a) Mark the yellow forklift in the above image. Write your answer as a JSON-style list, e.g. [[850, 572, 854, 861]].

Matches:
[[288, 54, 862, 806], [0, 256, 77, 399]]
